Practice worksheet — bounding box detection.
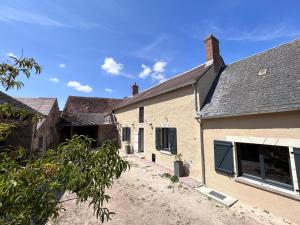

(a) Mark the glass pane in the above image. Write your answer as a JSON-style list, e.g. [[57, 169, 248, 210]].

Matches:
[[162, 128, 169, 149], [238, 143, 261, 178], [263, 146, 292, 186]]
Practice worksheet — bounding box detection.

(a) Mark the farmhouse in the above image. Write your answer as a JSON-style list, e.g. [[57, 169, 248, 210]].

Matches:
[[59, 96, 122, 147], [113, 35, 223, 181], [16, 97, 60, 154], [200, 39, 300, 223], [0, 92, 60, 156], [113, 35, 300, 223]]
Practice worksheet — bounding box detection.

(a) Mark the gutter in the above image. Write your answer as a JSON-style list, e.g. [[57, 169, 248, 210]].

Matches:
[[192, 82, 206, 186]]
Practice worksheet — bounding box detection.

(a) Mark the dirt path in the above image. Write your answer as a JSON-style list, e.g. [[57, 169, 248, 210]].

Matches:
[[49, 156, 294, 225]]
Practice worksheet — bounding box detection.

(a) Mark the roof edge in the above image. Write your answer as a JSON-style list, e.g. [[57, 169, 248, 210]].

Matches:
[[200, 107, 300, 120], [114, 65, 213, 111]]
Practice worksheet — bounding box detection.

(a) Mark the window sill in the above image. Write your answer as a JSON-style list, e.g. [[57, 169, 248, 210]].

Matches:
[[160, 150, 172, 156], [235, 176, 300, 202]]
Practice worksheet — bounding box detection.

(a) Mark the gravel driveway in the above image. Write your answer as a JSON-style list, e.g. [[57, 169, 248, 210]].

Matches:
[[49, 156, 294, 225]]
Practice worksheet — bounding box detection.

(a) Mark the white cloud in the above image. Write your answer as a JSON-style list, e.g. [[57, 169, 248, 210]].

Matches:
[[49, 78, 59, 82], [151, 73, 167, 83], [67, 81, 92, 93], [139, 64, 152, 79], [101, 57, 123, 75], [153, 61, 167, 73], [6, 52, 17, 58], [138, 61, 168, 83], [59, 64, 66, 68], [105, 88, 113, 93], [0, 6, 65, 27]]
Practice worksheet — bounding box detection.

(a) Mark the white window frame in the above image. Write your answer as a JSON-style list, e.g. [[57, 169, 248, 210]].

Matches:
[[226, 136, 300, 195]]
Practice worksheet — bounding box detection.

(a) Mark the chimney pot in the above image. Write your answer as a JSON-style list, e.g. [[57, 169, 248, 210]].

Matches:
[[131, 82, 139, 95], [204, 34, 222, 71]]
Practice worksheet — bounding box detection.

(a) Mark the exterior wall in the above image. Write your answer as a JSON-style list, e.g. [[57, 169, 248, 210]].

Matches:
[[5, 123, 35, 152], [115, 86, 203, 181], [202, 111, 300, 224], [97, 125, 119, 147], [32, 101, 60, 154]]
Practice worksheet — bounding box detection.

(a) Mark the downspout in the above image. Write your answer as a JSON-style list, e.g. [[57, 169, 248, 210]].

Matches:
[[192, 82, 206, 185]]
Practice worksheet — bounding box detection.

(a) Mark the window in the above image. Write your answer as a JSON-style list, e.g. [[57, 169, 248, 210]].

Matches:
[[122, 127, 131, 142], [155, 128, 177, 154], [38, 136, 43, 148], [139, 107, 144, 123], [237, 143, 293, 189]]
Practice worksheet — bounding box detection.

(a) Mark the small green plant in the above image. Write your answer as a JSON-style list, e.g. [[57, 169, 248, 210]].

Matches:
[[170, 175, 179, 183], [160, 173, 172, 179], [160, 173, 179, 183], [174, 153, 183, 161]]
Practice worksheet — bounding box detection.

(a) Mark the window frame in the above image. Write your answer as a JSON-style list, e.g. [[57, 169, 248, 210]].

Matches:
[[122, 127, 131, 142], [155, 127, 177, 154], [236, 142, 294, 190], [139, 107, 144, 123]]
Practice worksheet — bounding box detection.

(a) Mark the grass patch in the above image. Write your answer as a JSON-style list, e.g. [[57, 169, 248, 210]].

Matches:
[[160, 173, 179, 183]]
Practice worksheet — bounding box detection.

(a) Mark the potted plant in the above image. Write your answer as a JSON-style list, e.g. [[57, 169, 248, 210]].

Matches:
[[174, 153, 184, 177]]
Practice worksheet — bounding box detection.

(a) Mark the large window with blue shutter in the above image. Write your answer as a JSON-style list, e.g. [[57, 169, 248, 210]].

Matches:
[[155, 127, 177, 154]]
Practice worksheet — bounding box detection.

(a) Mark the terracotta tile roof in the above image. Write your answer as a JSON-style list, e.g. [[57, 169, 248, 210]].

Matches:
[[61, 96, 122, 126], [63, 96, 122, 114], [15, 97, 57, 116], [0, 91, 38, 114], [114, 64, 212, 110]]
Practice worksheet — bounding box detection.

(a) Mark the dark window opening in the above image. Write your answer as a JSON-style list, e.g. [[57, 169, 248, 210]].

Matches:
[[152, 153, 156, 162], [237, 143, 293, 189], [162, 128, 169, 149], [38, 136, 43, 148], [139, 107, 144, 123], [122, 127, 131, 142], [155, 127, 177, 154]]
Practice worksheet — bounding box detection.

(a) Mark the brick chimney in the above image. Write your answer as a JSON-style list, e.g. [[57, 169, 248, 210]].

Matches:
[[204, 34, 222, 71], [131, 82, 139, 95]]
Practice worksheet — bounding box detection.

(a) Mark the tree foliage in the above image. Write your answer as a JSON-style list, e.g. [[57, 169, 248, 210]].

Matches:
[[0, 54, 41, 91], [0, 54, 129, 224], [0, 135, 129, 224]]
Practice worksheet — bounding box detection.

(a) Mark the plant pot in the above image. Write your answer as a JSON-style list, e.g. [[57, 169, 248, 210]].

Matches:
[[125, 145, 131, 154], [174, 160, 184, 177]]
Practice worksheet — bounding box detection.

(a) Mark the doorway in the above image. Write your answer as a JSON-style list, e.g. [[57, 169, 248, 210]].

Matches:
[[138, 128, 144, 152]]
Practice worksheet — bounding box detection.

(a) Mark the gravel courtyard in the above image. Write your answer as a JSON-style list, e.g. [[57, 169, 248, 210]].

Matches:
[[49, 156, 294, 225]]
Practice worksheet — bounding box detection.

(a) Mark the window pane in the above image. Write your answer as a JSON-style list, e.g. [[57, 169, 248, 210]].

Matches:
[[162, 128, 169, 149], [263, 146, 292, 186], [237, 143, 261, 178]]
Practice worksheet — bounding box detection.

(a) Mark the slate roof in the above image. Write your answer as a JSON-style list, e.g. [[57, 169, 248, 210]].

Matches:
[[200, 38, 300, 118], [61, 96, 122, 126], [0, 91, 37, 114], [114, 64, 213, 110], [15, 97, 56, 116]]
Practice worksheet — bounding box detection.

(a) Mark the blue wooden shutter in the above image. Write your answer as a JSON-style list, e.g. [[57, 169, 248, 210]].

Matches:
[[294, 148, 300, 193], [214, 140, 234, 174], [155, 128, 161, 150], [168, 128, 177, 155]]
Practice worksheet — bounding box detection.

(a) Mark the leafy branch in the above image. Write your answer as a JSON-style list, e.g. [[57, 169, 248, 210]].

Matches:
[[0, 53, 41, 91]]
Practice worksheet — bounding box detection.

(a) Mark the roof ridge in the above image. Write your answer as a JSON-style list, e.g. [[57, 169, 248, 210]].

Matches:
[[68, 96, 122, 100], [127, 63, 205, 98], [227, 37, 300, 66]]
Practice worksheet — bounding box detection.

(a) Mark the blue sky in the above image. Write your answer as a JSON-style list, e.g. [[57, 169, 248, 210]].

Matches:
[[1, 0, 300, 109]]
